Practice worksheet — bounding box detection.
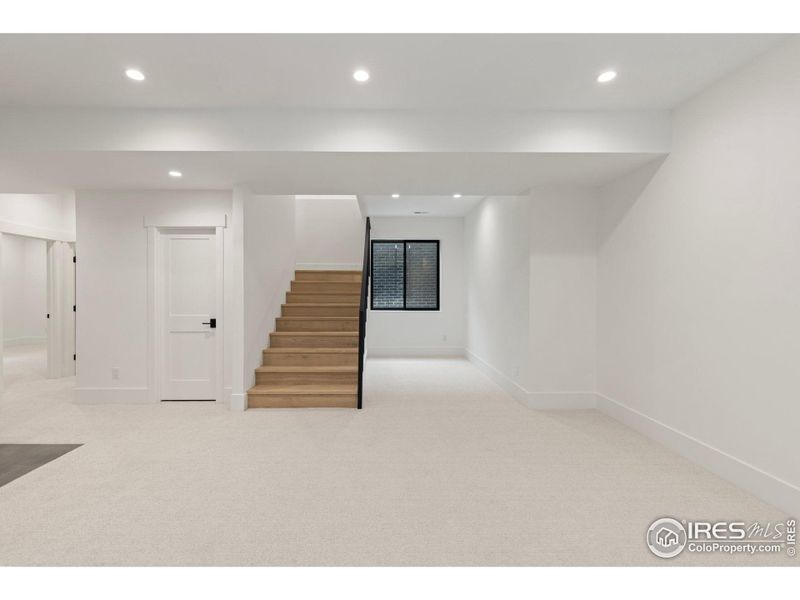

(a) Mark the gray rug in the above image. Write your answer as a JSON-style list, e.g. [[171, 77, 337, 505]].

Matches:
[[0, 444, 81, 488]]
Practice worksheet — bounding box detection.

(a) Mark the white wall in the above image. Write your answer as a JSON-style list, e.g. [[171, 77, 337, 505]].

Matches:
[[528, 187, 597, 405], [0, 193, 75, 241], [2, 234, 47, 346], [367, 217, 465, 356], [295, 195, 363, 269], [241, 193, 295, 404], [597, 38, 800, 514], [75, 190, 233, 403], [464, 196, 531, 392], [464, 191, 597, 409]]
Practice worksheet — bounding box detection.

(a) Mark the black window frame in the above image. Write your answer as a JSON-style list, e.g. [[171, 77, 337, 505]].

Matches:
[[370, 240, 440, 311]]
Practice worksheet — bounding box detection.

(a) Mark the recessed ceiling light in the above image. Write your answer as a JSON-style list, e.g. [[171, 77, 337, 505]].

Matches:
[[392, 194, 400, 198], [353, 69, 370, 83], [453, 194, 462, 198], [125, 68, 145, 81], [168, 170, 183, 178], [597, 70, 617, 83]]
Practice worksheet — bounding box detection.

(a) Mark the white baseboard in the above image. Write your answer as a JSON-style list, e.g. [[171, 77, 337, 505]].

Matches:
[[3, 336, 48, 347], [467, 349, 800, 511], [77, 386, 236, 406], [230, 392, 247, 411], [465, 349, 528, 402], [296, 262, 361, 271], [75, 387, 150, 404], [367, 346, 465, 358], [596, 393, 800, 516], [465, 349, 595, 409]]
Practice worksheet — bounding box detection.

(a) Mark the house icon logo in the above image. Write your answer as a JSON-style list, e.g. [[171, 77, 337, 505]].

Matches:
[[647, 518, 688, 558], [657, 527, 679, 547]]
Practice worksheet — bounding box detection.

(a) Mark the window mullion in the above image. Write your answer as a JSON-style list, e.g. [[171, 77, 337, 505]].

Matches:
[[402, 240, 407, 310]]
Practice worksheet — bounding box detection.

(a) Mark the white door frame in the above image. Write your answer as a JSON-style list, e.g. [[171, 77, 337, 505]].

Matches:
[[146, 224, 225, 403]]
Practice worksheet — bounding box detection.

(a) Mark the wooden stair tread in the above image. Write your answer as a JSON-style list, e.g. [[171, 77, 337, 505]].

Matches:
[[296, 269, 361, 273], [263, 347, 357, 353], [248, 384, 357, 395], [293, 279, 360, 283], [285, 297, 359, 302], [271, 331, 357, 336], [293, 279, 361, 287], [282, 303, 359, 307], [256, 366, 357, 373], [286, 294, 360, 301], [288, 292, 359, 295], [278, 316, 357, 320]]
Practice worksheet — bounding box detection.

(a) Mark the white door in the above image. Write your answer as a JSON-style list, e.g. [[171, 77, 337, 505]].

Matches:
[[64, 243, 76, 376], [160, 230, 218, 400], [46, 240, 75, 378]]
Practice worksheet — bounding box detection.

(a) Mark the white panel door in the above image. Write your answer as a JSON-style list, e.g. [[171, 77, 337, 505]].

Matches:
[[64, 243, 76, 376], [161, 231, 218, 400]]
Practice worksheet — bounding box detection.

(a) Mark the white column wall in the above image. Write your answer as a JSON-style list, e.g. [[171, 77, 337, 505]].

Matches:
[[464, 196, 531, 396], [597, 38, 800, 514], [464, 191, 597, 409], [526, 186, 598, 407]]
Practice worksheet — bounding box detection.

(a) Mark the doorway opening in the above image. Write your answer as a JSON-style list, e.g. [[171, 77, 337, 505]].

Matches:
[[0, 233, 76, 392], [2, 234, 48, 386]]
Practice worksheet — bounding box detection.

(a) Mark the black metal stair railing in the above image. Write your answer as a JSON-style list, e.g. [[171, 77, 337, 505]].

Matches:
[[357, 217, 371, 409]]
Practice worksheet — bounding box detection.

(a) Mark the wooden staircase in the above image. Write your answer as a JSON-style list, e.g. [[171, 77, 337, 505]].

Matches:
[[247, 270, 361, 408]]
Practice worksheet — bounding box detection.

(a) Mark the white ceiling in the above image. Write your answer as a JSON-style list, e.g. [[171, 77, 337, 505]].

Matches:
[[0, 34, 786, 110], [0, 151, 664, 195], [360, 195, 485, 217]]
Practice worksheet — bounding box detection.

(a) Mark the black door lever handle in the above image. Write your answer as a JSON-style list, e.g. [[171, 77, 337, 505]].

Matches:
[[202, 318, 217, 328]]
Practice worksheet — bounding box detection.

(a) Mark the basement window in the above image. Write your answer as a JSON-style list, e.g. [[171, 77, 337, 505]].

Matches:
[[371, 240, 440, 311]]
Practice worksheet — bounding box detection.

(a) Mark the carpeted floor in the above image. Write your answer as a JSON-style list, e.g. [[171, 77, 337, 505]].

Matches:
[[0, 346, 792, 565]]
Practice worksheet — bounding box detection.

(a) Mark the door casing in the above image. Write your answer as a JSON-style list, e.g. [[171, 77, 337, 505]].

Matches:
[[147, 226, 225, 403]]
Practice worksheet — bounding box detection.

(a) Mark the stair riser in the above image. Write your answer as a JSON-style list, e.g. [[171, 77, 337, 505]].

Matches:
[[262, 352, 358, 367], [281, 305, 359, 317], [294, 271, 362, 282], [248, 394, 357, 408], [286, 292, 360, 304], [255, 371, 358, 386], [270, 334, 358, 348], [276, 318, 359, 332], [291, 281, 361, 294]]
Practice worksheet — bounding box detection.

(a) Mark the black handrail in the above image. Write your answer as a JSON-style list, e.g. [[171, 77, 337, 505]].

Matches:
[[357, 217, 371, 409]]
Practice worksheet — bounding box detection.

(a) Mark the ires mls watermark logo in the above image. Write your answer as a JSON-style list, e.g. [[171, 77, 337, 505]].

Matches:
[[647, 518, 688, 558], [646, 517, 796, 559]]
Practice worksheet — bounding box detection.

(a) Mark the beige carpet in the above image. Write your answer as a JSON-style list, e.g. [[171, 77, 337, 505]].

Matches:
[[0, 348, 792, 565]]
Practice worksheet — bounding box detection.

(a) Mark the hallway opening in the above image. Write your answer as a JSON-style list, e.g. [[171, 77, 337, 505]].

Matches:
[[2, 234, 48, 388]]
